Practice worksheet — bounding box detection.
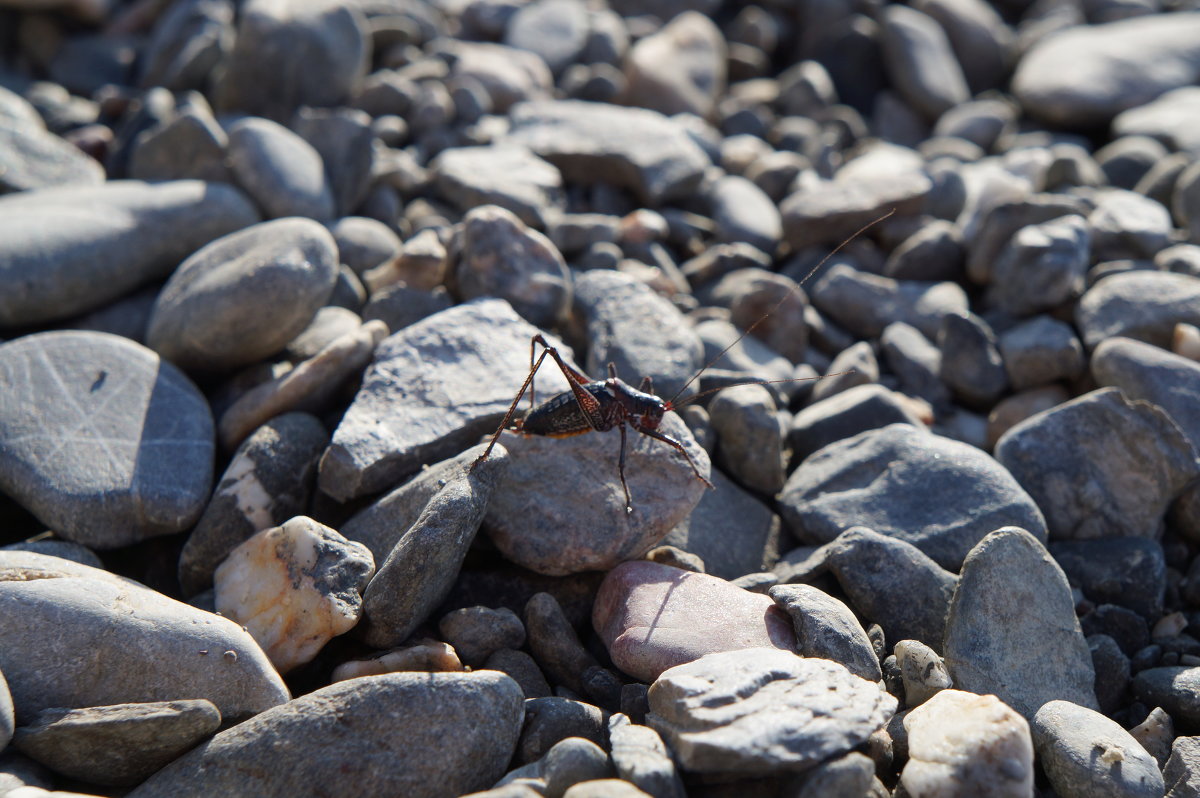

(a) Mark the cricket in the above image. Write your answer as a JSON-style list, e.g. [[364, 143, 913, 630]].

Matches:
[[471, 211, 895, 513]]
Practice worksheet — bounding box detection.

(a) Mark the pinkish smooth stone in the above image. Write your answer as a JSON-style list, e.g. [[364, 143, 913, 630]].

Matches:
[[593, 560, 797, 682]]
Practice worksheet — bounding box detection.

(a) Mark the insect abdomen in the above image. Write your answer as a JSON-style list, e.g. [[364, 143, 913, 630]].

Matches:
[[520, 385, 604, 436]]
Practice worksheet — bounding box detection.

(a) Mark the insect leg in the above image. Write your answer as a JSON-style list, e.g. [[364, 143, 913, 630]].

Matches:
[[531, 334, 605, 423], [617, 423, 632, 514], [634, 425, 716, 490], [472, 345, 554, 471]]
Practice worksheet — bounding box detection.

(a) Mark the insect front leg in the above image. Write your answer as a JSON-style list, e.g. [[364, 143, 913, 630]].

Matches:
[[617, 423, 633, 514]]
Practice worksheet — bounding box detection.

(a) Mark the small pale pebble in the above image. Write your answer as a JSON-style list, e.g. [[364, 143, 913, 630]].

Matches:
[[214, 516, 375, 673], [895, 639, 953, 708], [1129, 706, 1174, 768], [1177, 323, 1200, 362], [1154, 612, 1189, 640], [901, 690, 1033, 798], [331, 641, 465, 682]]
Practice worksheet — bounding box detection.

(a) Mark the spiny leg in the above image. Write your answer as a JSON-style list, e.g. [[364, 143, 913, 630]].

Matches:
[[636, 425, 715, 490], [472, 345, 553, 471], [617, 423, 633, 514]]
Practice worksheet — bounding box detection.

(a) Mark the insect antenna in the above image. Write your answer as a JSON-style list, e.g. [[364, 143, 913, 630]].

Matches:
[[666, 370, 858, 411], [665, 209, 897, 409]]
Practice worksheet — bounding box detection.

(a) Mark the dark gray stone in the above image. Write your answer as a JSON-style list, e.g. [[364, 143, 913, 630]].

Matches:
[[361, 285, 454, 333], [809, 264, 968, 340], [139, 0, 234, 91], [213, 0, 368, 121], [0, 180, 259, 327], [884, 219, 965, 282], [146, 217, 338, 371], [709, 175, 781, 255], [788, 751, 877, 798], [128, 671, 523, 798], [995, 388, 1199, 541], [1049, 537, 1165, 618], [1089, 635, 1130, 715], [0, 551, 288, 726], [880, 322, 951, 407], [790, 384, 925, 463], [776, 527, 957, 654], [1032, 700, 1164, 798], [647, 648, 896, 775], [986, 214, 1090, 316], [1081, 604, 1150, 658], [769, 584, 881, 682], [444, 40, 554, 113], [12, 700, 222, 787], [440, 606, 526, 668], [608, 713, 684, 798], [781, 423, 1047, 570], [1094, 335, 1200, 454], [912, 0, 1012, 93], [702, 268, 807, 364], [227, 117, 334, 221], [128, 106, 232, 183], [432, 145, 565, 229], [937, 312, 1008, 407], [359, 456, 506, 649], [708, 384, 785, 494], [1076, 271, 1200, 350], [1164, 735, 1200, 798], [1135, 667, 1200, 725], [178, 412, 327, 596], [291, 107, 375, 218], [997, 315, 1085, 390], [518, 697, 607, 764], [453, 205, 571, 328], [486, 649, 553, 699], [0, 332, 214, 548], [878, 4, 969, 120], [0, 113, 104, 194], [1089, 188, 1172, 260], [524, 592, 601, 697], [329, 217, 402, 277], [540, 737, 613, 797], [943, 527, 1099, 719], [505, 100, 709, 205]]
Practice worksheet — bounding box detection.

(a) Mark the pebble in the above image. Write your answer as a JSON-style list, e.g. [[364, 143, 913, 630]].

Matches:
[[702, 268, 807, 363], [11, 700, 221, 787], [433, 146, 565, 230], [1132, 667, 1200, 725], [809, 264, 968, 341], [880, 322, 952, 408], [226, 117, 334, 222], [768, 583, 882, 682], [1093, 335, 1200, 453], [1083, 605, 1151, 658], [608, 713, 684, 798], [178, 412, 327, 595], [439, 606, 526, 668], [776, 527, 956, 654], [328, 217, 401, 277], [996, 315, 1085, 390], [146, 217, 339, 372], [563, 781, 651, 798], [913, 0, 1011, 94], [452, 205, 572, 328], [937, 312, 1008, 408], [358, 457, 505, 649], [1049, 537, 1166, 618], [708, 384, 785, 494], [0, 110, 104, 193], [780, 423, 1047, 570], [1013, 13, 1200, 127], [790, 384, 926, 463], [943, 527, 1099, 719], [1031, 700, 1164, 798], [895, 639, 952, 708], [1089, 188, 1173, 261], [1113, 85, 1200, 156], [127, 104, 231, 184], [708, 175, 782, 255], [138, 0, 234, 91], [1129, 705, 1174, 768], [291, 108, 374, 217], [901, 690, 1034, 798], [127, 671, 524, 798], [994, 388, 1200, 540], [1076, 271, 1200, 351], [506, 100, 709, 205], [0, 331, 214, 548], [878, 4, 969, 120], [623, 11, 724, 118], [1164, 736, 1200, 797], [592, 561, 797, 682], [284, 306, 362, 361], [331, 640, 464, 681], [318, 299, 569, 501], [647, 648, 896, 775], [524, 592, 602, 698], [987, 214, 1091, 316], [1089, 635, 1131, 715], [212, 0, 368, 122], [0, 551, 288, 725], [0, 180, 259, 327], [213, 517, 374, 673], [444, 40, 553, 113], [540, 737, 613, 798], [966, 195, 1090, 286], [517, 697, 606, 765], [884, 220, 966, 283]]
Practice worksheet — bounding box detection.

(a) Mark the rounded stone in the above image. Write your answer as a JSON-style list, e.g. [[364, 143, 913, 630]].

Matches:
[[226, 117, 335, 222]]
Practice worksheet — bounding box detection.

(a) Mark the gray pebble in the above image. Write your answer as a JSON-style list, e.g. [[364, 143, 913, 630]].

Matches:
[[504, 0, 589, 76], [608, 713, 684, 798], [433, 145, 565, 230], [878, 4, 969, 120], [524, 592, 601, 697], [966, 195, 1091, 286], [1095, 136, 1170, 190], [810, 340, 879, 404], [944, 528, 1099, 719], [1082, 605, 1150, 658], [1032, 699, 1164, 798], [226, 117, 335, 221], [997, 315, 1085, 390], [1164, 735, 1200, 797], [439, 606, 526, 668], [284, 306, 362, 362], [987, 214, 1090, 316], [542, 737, 613, 798], [139, 0, 234, 91], [290, 108, 375, 218], [884, 219, 965, 282], [12, 700, 221, 787], [1050, 537, 1165, 618], [0, 111, 104, 194], [894, 639, 952, 708], [995, 388, 1199, 540], [1089, 188, 1172, 261], [444, 40, 553, 113], [486, 649, 552, 699], [329, 216, 402, 277], [709, 385, 785, 494], [880, 322, 951, 407], [769, 584, 882, 682], [809, 263, 968, 340], [1133, 667, 1200, 725], [708, 174, 782, 255], [128, 671, 523, 798], [702, 268, 808, 364], [0, 332, 214, 548], [938, 312, 1008, 408], [912, 0, 1011, 94], [791, 384, 925, 462], [1089, 634, 1131, 715], [146, 217, 339, 371], [129, 105, 232, 184], [518, 697, 607, 765], [1076, 270, 1200, 350], [788, 751, 878, 798], [622, 11, 724, 118], [361, 285, 454, 333], [1093, 335, 1200, 453], [781, 423, 1047, 570]]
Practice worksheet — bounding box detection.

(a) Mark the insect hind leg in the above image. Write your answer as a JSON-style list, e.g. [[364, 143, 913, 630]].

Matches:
[[635, 424, 715, 490]]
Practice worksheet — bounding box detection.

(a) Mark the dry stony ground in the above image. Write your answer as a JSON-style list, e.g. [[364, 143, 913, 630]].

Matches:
[[2, 0, 1200, 796]]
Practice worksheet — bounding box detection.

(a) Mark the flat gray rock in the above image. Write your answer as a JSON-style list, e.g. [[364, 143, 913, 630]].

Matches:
[[623, 11, 725, 119], [790, 384, 925, 462], [878, 4, 969, 120], [780, 423, 1047, 570], [226, 116, 335, 221], [147, 217, 339, 372], [809, 264, 968, 340], [769, 584, 881, 682], [0, 551, 288, 726], [608, 714, 684, 798], [647, 648, 896, 775], [709, 175, 781, 255], [0, 180, 259, 327], [986, 214, 1090, 316], [0, 114, 104, 193], [1164, 735, 1200, 797], [1114, 86, 1200, 156], [128, 671, 524, 798], [505, 100, 710, 205], [943, 528, 1099, 719], [1013, 13, 1200, 127], [995, 388, 1199, 540], [318, 299, 572, 502], [358, 454, 506, 648], [12, 700, 222, 787], [1077, 267, 1200, 351], [0, 331, 214, 548], [1133, 667, 1200, 725], [179, 412, 327, 596], [1032, 700, 1164, 798], [1093, 336, 1200, 453], [432, 145, 564, 229]]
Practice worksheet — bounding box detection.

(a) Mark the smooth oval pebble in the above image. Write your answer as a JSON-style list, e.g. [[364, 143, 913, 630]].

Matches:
[[127, 670, 524, 798], [0, 331, 214, 548], [146, 217, 339, 371], [226, 116, 335, 222], [1031, 699, 1164, 798], [0, 551, 289, 726]]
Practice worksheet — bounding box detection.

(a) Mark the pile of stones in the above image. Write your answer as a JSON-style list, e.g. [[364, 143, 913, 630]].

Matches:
[[2, 0, 1200, 795]]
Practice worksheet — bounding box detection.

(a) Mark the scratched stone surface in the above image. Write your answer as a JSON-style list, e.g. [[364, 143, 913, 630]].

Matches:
[[0, 331, 215, 549]]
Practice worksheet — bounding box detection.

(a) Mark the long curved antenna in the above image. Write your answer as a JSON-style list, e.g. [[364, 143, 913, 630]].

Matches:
[[667, 209, 896, 407], [667, 370, 856, 411]]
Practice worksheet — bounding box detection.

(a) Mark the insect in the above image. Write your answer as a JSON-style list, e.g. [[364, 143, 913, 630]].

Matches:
[[471, 212, 895, 513]]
